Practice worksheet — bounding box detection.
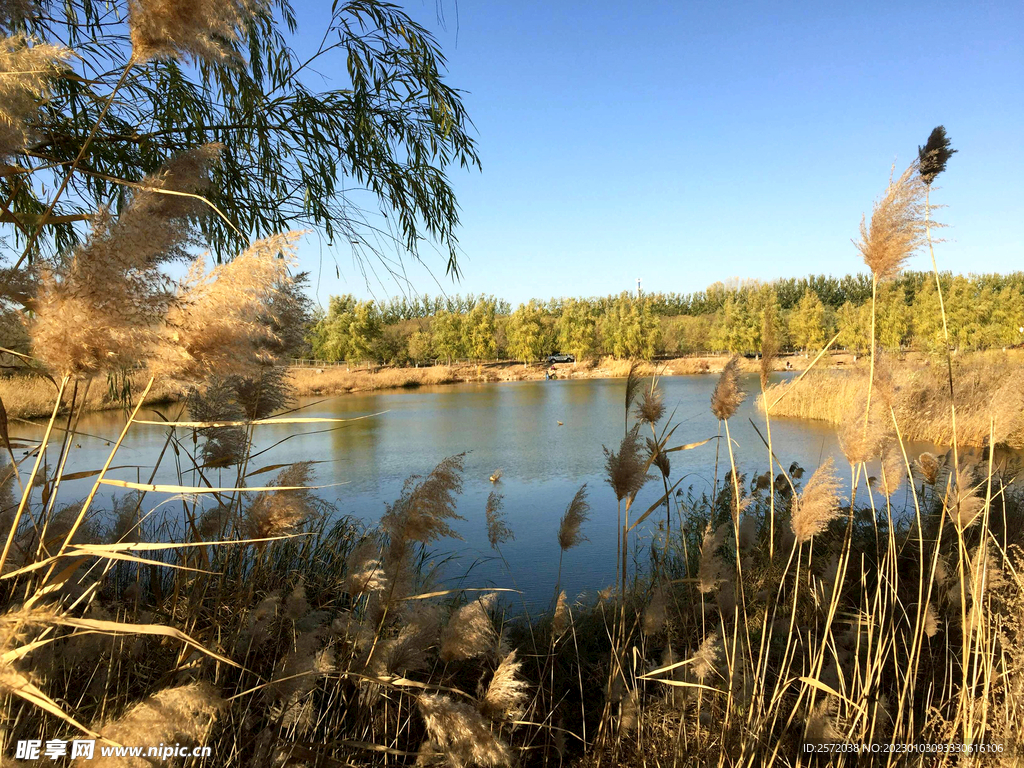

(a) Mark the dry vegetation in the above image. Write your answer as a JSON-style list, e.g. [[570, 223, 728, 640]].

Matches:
[[2, 5, 1022, 765], [761, 352, 1024, 449]]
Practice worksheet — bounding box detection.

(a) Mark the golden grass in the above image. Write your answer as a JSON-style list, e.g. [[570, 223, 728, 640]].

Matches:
[[287, 363, 460, 395], [0, 373, 178, 420], [761, 351, 1024, 448]]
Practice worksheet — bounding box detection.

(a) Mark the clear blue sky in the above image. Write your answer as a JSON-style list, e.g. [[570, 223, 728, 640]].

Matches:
[[293, 0, 1023, 308]]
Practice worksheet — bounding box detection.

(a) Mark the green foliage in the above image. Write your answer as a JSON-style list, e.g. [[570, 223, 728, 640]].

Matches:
[[788, 289, 827, 351], [876, 283, 912, 351], [307, 294, 383, 363], [4, 0, 479, 274], [407, 329, 434, 363], [556, 298, 597, 361], [660, 314, 714, 355], [306, 270, 1024, 363], [600, 294, 660, 359], [836, 301, 871, 354], [463, 300, 498, 361], [431, 310, 464, 364], [506, 301, 546, 364]]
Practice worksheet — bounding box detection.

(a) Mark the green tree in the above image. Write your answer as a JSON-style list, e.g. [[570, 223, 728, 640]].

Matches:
[[431, 310, 464, 364], [711, 292, 758, 354], [620, 296, 660, 359], [910, 278, 946, 355], [836, 301, 871, 354], [788, 289, 827, 351], [407, 330, 433, 363], [506, 301, 545, 364], [875, 283, 911, 351], [2, 1, 479, 275], [557, 298, 597, 362], [463, 300, 497, 361]]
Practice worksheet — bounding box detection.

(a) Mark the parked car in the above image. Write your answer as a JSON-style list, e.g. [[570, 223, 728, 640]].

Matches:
[[546, 353, 575, 364]]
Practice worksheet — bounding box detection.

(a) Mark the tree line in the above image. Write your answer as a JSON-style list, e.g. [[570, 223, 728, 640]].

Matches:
[[307, 271, 1024, 364]]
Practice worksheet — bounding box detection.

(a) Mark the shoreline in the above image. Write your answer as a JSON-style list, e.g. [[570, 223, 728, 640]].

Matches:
[[284, 352, 862, 398], [2, 352, 853, 421], [1, 350, 974, 421]]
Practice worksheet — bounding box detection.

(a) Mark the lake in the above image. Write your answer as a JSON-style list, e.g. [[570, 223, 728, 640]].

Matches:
[[17, 373, 946, 610]]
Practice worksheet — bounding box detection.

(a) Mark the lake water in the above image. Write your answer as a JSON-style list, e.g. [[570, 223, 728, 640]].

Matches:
[[16, 373, 947, 610]]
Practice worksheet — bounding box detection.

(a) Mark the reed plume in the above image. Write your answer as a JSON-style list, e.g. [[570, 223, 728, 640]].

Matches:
[[231, 366, 291, 421], [946, 465, 985, 530], [643, 583, 669, 635], [0, 35, 69, 160], [854, 162, 927, 281], [624, 360, 643, 417], [30, 146, 222, 377], [691, 632, 720, 682], [417, 694, 511, 768], [267, 629, 332, 732], [382, 454, 466, 549], [838, 393, 888, 465], [86, 683, 224, 767], [924, 604, 939, 638], [128, 0, 255, 64], [480, 650, 528, 721], [151, 232, 299, 382], [791, 458, 841, 544], [916, 451, 940, 485], [244, 462, 316, 539], [805, 699, 840, 744], [604, 426, 651, 502], [711, 356, 744, 420], [345, 537, 386, 596], [551, 590, 569, 639], [635, 381, 665, 424], [557, 484, 590, 550], [185, 379, 247, 467], [878, 441, 906, 498], [918, 126, 957, 185], [646, 436, 671, 478], [697, 523, 730, 594], [439, 593, 497, 662], [1, 605, 57, 690], [485, 491, 513, 549], [760, 301, 780, 389], [377, 602, 442, 676]]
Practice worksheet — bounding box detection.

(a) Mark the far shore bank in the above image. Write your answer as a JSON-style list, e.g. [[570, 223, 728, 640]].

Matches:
[[2, 352, 853, 421], [7, 349, 1018, 424], [285, 351, 863, 399]]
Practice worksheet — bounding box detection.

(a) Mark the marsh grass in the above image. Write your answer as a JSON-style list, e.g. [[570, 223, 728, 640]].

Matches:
[[761, 354, 1024, 449]]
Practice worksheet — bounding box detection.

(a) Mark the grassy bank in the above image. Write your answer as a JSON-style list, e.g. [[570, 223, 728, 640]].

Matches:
[[0, 372, 180, 422], [286, 352, 857, 398], [760, 350, 1024, 448]]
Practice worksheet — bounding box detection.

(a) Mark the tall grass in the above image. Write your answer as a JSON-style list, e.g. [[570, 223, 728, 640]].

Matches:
[[761, 354, 1024, 449]]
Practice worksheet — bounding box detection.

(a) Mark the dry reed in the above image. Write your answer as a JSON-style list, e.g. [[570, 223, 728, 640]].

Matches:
[[854, 162, 928, 281], [557, 484, 590, 551], [128, 0, 253, 63], [790, 457, 841, 544], [710, 355, 744, 420]]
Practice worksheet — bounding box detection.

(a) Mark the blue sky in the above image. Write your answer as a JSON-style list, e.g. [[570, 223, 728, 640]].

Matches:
[[292, 0, 1023, 308]]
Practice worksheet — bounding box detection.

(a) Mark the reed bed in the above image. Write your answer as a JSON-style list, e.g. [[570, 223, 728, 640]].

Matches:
[[287, 363, 460, 395], [761, 353, 1024, 448]]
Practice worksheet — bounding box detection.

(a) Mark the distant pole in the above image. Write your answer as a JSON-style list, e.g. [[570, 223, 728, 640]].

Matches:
[[636, 277, 642, 299]]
